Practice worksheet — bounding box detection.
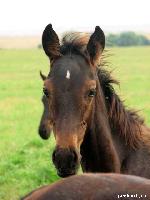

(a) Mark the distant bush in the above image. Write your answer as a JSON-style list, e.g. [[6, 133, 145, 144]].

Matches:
[[106, 32, 150, 47], [106, 34, 119, 47]]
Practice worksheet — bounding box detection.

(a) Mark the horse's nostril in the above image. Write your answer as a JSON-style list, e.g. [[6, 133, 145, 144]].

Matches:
[[41, 128, 46, 134], [52, 148, 79, 174]]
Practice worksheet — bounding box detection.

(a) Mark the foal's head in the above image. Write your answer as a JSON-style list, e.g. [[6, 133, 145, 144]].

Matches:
[[38, 93, 52, 140], [41, 24, 105, 177]]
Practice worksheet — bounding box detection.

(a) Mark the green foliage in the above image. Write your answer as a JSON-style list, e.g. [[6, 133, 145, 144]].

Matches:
[[106, 32, 150, 46], [106, 34, 119, 46], [0, 47, 150, 199]]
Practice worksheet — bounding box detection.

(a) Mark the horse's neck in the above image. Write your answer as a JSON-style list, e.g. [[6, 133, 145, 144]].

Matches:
[[81, 85, 120, 173], [80, 128, 101, 172], [99, 71, 144, 150]]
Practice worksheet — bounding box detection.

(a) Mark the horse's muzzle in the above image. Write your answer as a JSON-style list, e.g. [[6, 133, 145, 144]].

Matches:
[[52, 147, 79, 177], [38, 125, 51, 140]]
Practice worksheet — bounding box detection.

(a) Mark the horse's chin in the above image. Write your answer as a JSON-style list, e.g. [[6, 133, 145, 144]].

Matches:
[[57, 171, 76, 178]]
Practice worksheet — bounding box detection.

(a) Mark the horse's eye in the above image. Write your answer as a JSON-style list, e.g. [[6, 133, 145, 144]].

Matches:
[[43, 88, 49, 98], [88, 89, 96, 97]]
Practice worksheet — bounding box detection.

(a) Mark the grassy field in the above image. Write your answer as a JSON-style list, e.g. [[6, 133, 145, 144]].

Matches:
[[0, 47, 150, 200]]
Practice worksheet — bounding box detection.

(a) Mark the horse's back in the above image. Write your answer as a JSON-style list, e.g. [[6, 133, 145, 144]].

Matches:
[[123, 125, 150, 178], [21, 173, 150, 200]]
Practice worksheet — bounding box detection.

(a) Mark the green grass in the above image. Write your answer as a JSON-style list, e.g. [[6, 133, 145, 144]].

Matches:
[[0, 49, 59, 200], [108, 46, 150, 125], [0, 47, 150, 200]]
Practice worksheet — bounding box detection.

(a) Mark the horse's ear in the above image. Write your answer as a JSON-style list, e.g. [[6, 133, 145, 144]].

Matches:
[[42, 24, 61, 61], [40, 71, 46, 81], [87, 26, 105, 66]]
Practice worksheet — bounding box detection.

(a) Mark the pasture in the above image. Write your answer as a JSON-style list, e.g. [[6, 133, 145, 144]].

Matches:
[[0, 47, 150, 200]]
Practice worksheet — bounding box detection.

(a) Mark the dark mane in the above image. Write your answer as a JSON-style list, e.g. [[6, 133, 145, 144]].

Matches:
[[60, 32, 145, 149], [97, 68, 144, 149], [61, 32, 90, 51], [60, 32, 91, 62]]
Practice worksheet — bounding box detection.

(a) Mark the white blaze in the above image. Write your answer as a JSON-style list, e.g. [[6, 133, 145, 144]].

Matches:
[[66, 70, 70, 79]]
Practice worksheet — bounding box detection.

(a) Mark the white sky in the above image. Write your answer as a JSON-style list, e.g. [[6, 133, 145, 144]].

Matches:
[[0, 0, 150, 36]]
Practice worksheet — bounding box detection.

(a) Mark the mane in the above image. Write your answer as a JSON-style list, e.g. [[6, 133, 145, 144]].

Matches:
[[97, 68, 144, 149], [60, 32, 144, 149], [60, 32, 91, 60], [60, 32, 107, 66]]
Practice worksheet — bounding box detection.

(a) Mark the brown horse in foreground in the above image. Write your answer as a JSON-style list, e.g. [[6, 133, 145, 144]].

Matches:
[[22, 173, 150, 200], [39, 24, 150, 178]]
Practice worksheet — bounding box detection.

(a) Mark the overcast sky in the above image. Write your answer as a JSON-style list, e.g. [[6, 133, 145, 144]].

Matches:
[[0, 0, 150, 36]]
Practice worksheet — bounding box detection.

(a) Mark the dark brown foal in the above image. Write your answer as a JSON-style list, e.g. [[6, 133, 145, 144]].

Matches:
[[38, 95, 52, 140], [39, 24, 150, 179]]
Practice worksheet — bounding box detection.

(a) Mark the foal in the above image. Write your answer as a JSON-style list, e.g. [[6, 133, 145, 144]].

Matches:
[[39, 24, 150, 178], [38, 95, 52, 139], [39, 24, 120, 177]]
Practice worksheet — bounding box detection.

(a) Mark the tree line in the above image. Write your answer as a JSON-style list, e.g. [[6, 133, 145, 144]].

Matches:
[[38, 32, 150, 48], [106, 32, 150, 47]]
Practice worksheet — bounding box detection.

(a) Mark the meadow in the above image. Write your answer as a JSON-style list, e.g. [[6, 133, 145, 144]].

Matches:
[[0, 47, 150, 200]]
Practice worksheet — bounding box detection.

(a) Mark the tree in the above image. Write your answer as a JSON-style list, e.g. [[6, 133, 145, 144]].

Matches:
[[106, 34, 118, 46], [106, 32, 150, 47]]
